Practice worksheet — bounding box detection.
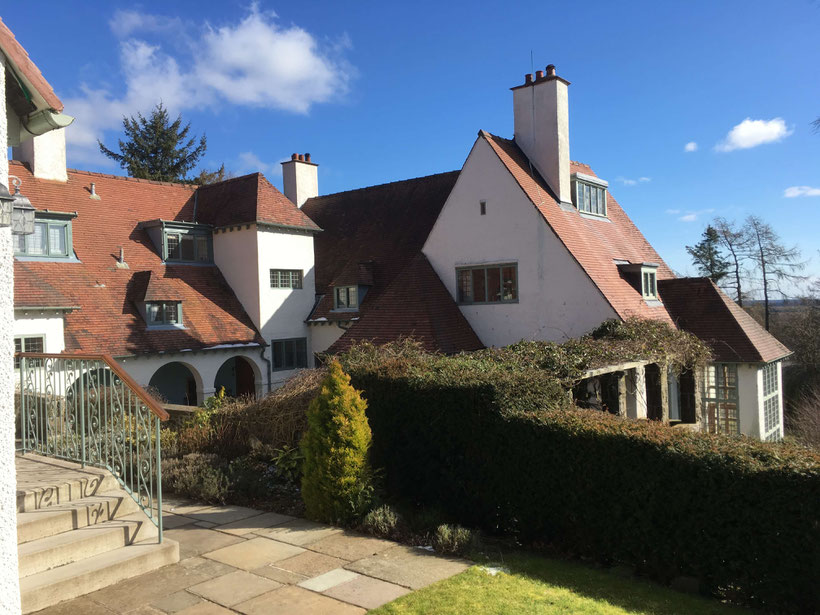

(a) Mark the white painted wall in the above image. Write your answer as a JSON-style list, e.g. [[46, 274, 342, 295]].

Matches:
[[0, 52, 23, 615], [423, 137, 617, 348], [282, 159, 318, 208], [118, 347, 267, 403], [12, 312, 66, 354], [11, 128, 68, 182], [512, 73, 571, 205], [310, 323, 346, 356], [213, 227, 261, 326]]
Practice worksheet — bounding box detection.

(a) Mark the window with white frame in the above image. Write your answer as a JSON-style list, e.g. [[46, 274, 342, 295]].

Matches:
[[704, 363, 740, 435], [146, 301, 182, 326], [270, 269, 303, 289], [762, 362, 782, 440], [642, 269, 658, 300], [14, 335, 44, 368], [571, 173, 608, 217], [456, 264, 518, 304], [334, 286, 358, 310]]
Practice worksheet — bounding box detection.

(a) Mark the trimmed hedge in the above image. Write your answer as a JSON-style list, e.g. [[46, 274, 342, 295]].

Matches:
[[341, 344, 820, 613]]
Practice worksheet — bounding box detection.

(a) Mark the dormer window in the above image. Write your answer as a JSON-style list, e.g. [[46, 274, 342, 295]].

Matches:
[[642, 269, 658, 300], [334, 286, 359, 310], [571, 173, 608, 217], [617, 261, 660, 303], [146, 301, 182, 327], [15, 213, 75, 259], [165, 229, 211, 263]]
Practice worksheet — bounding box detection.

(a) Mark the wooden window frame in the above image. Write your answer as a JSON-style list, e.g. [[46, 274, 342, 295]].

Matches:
[[164, 229, 212, 263], [704, 363, 740, 435], [271, 337, 308, 371], [572, 179, 608, 217], [270, 269, 304, 289], [455, 263, 518, 305], [145, 301, 183, 327], [15, 218, 73, 259], [333, 286, 359, 310]]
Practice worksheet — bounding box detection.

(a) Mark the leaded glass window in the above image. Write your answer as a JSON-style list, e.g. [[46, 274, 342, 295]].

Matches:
[[456, 264, 518, 304]]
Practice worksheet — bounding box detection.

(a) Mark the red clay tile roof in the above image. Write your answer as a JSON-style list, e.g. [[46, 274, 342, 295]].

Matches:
[[12, 162, 263, 356], [303, 172, 481, 353], [480, 131, 675, 325], [195, 173, 320, 231], [326, 254, 483, 354], [659, 278, 791, 363], [0, 17, 63, 112]]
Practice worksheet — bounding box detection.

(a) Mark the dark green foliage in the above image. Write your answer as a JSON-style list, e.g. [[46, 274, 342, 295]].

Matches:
[[163, 454, 230, 504], [98, 102, 207, 182], [686, 225, 730, 283], [301, 360, 374, 525], [341, 343, 820, 613]]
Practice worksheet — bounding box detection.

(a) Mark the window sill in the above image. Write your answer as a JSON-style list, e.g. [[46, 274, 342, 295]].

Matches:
[[164, 261, 215, 267], [578, 212, 610, 222], [146, 324, 187, 331], [331, 308, 360, 313], [643, 298, 663, 307], [15, 255, 81, 263], [272, 365, 308, 372], [458, 299, 519, 306]]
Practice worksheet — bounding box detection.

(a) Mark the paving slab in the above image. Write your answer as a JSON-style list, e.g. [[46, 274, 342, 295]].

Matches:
[[256, 518, 342, 546], [308, 531, 395, 561], [275, 550, 347, 577], [177, 556, 237, 578], [215, 511, 295, 536], [250, 564, 309, 585], [345, 545, 469, 590], [125, 607, 167, 615], [87, 562, 214, 611], [193, 521, 217, 529], [203, 536, 304, 570], [164, 526, 245, 559], [325, 574, 412, 610], [298, 568, 360, 592], [188, 570, 281, 607], [174, 602, 235, 615], [162, 513, 198, 530], [149, 589, 202, 613], [187, 505, 262, 526], [161, 500, 214, 516], [33, 595, 116, 615], [234, 585, 366, 615]]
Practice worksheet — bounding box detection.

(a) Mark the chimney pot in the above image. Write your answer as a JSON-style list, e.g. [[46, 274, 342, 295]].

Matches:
[[298, 154, 304, 161], [535, 70, 544, 80], [291, 153, 298, 160], [305, 153, 311, 163], [525, 73, 533, 84], [546, 64, 556, 77]]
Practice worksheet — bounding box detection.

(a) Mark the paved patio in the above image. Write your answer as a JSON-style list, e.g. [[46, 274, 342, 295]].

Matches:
[[33, 497, 470, 614]]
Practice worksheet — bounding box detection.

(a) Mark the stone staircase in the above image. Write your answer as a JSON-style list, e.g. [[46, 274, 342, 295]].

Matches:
[[16, 454, 179, 614]]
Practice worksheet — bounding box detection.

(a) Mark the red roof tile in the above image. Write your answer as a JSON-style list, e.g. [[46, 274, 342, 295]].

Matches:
[[0, 17, 63, 112], [303, 171, 481, 353], [12, 162, 263, 356], [195, 173, 320, 231], [659, 278, 791, 363], [481, 132, 675, 325]]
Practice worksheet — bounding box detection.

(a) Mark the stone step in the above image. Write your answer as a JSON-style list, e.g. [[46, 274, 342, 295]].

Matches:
[[17, 489, 141, 545], [17, 512, 159, 578], [20, 538, 179, 614], [16, 454, 121, 513]]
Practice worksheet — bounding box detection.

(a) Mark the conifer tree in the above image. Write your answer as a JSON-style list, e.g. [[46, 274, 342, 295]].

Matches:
[[98, 102, 207, 182], [300, 361, 373, 524], [686, 225, 730, 283]]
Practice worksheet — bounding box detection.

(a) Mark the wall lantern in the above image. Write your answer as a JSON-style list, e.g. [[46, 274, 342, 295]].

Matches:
[[5, 176, 36, 235]]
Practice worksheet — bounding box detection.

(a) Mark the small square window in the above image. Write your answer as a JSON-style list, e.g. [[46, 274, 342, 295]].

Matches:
[[480, 201, 487, 215], [146, 301, 182, 326], [334, 286, 358, 310], [14, 336, 45, 368]]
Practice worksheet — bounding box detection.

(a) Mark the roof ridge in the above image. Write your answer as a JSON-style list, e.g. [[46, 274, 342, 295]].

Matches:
[[309, 170, 459, 201], [9, 161, 198, 189]]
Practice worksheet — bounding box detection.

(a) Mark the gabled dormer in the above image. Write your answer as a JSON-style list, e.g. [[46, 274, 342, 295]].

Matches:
[[132, 271, 185, 330], [571, 172, 608, 218], [138, 220, 213, 264], [15, 210, 78, 261], [331, 260, 375, 312], [617, 261, 660, 303]]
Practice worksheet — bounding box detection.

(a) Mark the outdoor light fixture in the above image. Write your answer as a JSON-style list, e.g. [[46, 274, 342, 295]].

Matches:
[[0, 182, 13, 227], [7, 176, 36, 235]]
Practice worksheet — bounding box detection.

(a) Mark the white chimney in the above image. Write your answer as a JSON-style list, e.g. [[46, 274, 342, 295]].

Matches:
[[281, 153, 318, 208], [12, 127, 68, 182], [512, 65, 571, 206]]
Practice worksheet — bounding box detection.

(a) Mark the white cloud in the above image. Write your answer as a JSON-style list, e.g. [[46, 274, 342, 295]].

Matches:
[[616, 176, 651, 187], [665, 209, 680, 215], [665, 208, 714, 222], [784, 186, 820, 198], [63, 6, 354, 163], [715, 118, 793, 152], [679, 213, 697, 222], [235, 151, 287, 177], [684, 141, 698, 152]]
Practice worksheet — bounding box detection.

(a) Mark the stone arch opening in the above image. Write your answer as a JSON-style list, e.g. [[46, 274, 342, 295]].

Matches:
[[213, 356, 258, 399], [148, 362, 200, 406]]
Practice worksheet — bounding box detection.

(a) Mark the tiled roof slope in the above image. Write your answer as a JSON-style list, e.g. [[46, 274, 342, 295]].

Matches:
[[481, 131, 675, 325], [12, 162, 263, 356], [303, 171, 482, 353], [195, 173, 320, 231], [326, 254, 483, 355], [0, 17, 63, 111], [660, 278, 791, 363]]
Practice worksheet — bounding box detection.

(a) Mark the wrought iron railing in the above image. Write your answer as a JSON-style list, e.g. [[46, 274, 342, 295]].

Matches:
[[16, 353, 169, 542]]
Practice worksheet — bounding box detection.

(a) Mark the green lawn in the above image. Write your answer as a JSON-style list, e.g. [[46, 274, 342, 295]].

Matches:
[[371, 552, 747, 615]]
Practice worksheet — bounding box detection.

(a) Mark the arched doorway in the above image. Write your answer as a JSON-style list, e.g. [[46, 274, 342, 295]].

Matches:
[[149, 362, 199, 406], [213, 356, 257, 399]]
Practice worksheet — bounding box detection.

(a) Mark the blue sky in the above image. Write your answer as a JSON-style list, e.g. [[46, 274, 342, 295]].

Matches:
[[7, 1, 820, 288]]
